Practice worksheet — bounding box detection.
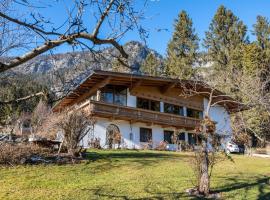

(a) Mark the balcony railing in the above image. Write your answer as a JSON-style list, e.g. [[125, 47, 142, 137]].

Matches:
[[81, 100, 201, 129]]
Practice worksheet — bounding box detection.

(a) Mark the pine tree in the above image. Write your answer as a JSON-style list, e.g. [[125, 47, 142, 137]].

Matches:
[[111, 59, 131, 73], [204, 5, 247, 71], [253, 15, 270, 85], [253, 16, 270, 51], [165, 10, 199, 79], [140, 53, 162, 76]]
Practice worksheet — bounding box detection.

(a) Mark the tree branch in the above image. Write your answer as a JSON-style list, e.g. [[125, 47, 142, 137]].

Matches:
[[0, 12, 61, 36], [0, 92, 45, 105], [0, 33, 128, 73]]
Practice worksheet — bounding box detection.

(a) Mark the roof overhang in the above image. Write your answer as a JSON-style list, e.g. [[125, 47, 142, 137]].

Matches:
[[53, 70, 247, 113]]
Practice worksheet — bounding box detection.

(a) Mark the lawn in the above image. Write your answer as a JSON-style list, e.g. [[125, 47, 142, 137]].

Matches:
[[0, 150, 269, 200]]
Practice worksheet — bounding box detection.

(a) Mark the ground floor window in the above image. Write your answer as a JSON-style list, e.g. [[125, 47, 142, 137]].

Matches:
[[140, 128, 152, 142], [164, 130, 173, 143], [187, 133, 202, 145], [164, 131, 186, 144]]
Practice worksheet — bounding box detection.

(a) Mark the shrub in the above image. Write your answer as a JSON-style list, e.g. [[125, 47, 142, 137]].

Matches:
[[155, 141, 168, 151], [89, 137, 101, 149], [0, 143, 51, 165]]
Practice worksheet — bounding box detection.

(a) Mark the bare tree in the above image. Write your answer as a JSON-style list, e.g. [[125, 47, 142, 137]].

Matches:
[[43, 109, 95, 157], [179, 75, 244, 196], [0, 0, 148, 73]]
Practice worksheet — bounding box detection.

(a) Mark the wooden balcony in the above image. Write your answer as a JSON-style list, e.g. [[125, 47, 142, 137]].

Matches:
[[79, 100, 201, 130]]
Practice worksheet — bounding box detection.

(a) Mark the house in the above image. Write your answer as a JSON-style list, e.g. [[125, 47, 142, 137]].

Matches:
[[53, 70, 244, 150]]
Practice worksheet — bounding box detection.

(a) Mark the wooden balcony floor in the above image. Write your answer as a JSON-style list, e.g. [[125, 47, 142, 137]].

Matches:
[[81, 100, 201, 130]]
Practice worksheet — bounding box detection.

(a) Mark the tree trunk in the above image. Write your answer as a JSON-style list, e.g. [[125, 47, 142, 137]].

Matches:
[[199, 140, 210, 195]]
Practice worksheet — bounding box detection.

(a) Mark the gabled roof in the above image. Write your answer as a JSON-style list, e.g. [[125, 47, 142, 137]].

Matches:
[[53, 70, 246, 113]]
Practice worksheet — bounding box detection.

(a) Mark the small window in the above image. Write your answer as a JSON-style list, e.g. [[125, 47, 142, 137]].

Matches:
[[137, 98, 160, 112], [164, 130, 173, 143], [164, 103, 184, 116], [187, 108, 203, 119], [178, 132, 185, 141], [140, 128, 152, 142], [188, 133, 196, 145]]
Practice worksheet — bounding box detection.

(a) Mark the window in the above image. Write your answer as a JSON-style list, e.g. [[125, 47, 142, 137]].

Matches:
[[137, 98, 160, 112], [187, 108, 203, 119], [100, 85, 127, 106], [188, 133, 196, 145], [164, 103, 184, 116], [178, 132, 185, 141], [164, 131, 185, 144], [164, 130, 173, 143], [140, 128, 152, 142]]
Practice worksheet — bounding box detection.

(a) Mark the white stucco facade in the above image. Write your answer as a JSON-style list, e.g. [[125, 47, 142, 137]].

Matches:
[[80, 90, 233, 149], [203, 98, 232, 136]]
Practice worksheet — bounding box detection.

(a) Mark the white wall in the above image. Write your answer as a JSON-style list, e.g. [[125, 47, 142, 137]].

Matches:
[[127, 89, 136, 107], [81, 117, 166, 149], [80, 95, 233, 149], [203, 98, 232, 137]]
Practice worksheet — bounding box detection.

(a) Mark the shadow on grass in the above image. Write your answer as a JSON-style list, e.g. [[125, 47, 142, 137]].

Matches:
[[82, 187, 205, 200], [214, 175, 270, 199], [86, 150, 187, 161]]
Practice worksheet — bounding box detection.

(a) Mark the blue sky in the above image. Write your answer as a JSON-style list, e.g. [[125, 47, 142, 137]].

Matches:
[[15, 0, 270, 56], [132, 0, 270, 55]]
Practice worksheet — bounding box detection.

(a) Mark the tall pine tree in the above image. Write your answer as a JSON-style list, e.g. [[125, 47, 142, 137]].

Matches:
[[253, 15, 270, 85], [204, 5, 247, 72], [165, 10, 199, 79], [253, 16, 270, 51]]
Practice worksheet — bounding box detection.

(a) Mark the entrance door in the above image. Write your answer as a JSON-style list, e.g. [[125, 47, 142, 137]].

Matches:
[[106, 124, 121, 149]]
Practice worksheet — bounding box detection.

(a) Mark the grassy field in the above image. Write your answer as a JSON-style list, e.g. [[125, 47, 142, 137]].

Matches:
[[0, 150, 269, 200]]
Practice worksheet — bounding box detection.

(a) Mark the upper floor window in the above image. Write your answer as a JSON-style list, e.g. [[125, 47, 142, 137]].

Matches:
[[187, 108, 203, 119], [100, 85, 127, 106], [164, 103, 184, 116], [137, 98, 160, 112]]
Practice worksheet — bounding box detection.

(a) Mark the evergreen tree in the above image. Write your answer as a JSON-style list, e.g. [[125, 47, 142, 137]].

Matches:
[[253, 16, 270, 51], [253, 15, 270, 89], [111, 59, 131, 73], [165, 10, 199, 79], [204, 5, 247, 71], [140, 53, 162, 76]]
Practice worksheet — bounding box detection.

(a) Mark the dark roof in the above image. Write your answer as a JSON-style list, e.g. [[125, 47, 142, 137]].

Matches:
[[53, 70, 246, 113]]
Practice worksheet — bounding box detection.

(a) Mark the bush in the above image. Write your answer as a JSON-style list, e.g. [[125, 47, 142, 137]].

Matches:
[[155, 141, 168, 151], [0, 143, 51, 165], [89, 138, 101, 149]]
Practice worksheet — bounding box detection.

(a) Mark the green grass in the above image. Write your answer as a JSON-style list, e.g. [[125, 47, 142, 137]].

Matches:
[[0, 150, 269, 200]]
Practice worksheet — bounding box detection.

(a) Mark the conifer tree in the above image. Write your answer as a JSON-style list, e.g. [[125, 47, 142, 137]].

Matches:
[[253, 15, 270, 85], [204, 5, 247, 71], [140, 52, 162, 76], [111, 59, 131, 73], [253, 16, 270, 51], [165, 10, 199, 79]]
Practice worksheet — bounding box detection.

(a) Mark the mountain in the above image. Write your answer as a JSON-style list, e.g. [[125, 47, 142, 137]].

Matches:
[[6, 41, 163, 97], [13, 41, 163, 75]]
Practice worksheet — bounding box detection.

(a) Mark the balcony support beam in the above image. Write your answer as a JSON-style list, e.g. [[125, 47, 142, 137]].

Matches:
[[129, 80, 142, 93], [160, 82, 177, 94], [75, 76, 111, 105]]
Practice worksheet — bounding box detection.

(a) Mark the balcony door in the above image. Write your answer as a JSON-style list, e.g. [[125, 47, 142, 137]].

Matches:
[[100, 85, 127, 106], [137, 97, 160, 112]]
